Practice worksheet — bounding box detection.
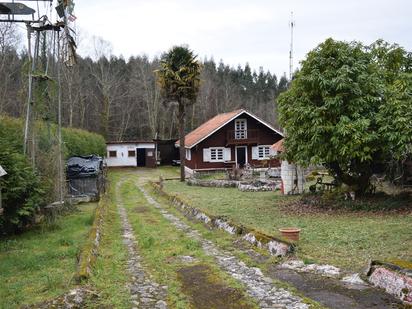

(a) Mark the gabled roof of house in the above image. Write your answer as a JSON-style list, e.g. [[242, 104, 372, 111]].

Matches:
[[177, 109, 284, 149]]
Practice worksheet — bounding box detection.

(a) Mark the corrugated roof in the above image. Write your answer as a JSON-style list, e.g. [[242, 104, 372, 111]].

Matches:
[[177, 109, 283, 148], [106, 140, 155, 145]]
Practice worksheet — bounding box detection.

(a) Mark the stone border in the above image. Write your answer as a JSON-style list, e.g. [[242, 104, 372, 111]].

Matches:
[[150, 181, 294, 257], [75, 195, 107, 281], [186, 178, 239, 188], [238, 181, 278, 192], [367, 260, 412, 304], [186, 178, 281, 192]]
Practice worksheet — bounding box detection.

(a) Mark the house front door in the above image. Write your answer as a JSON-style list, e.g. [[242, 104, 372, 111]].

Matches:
[[236, 146, 247, 168]]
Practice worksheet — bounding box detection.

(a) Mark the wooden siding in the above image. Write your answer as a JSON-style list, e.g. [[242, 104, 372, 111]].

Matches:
[[185, 114, 282, 170]]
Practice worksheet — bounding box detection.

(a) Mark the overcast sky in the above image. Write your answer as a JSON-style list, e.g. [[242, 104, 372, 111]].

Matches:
[[39, 0, 412, 77]]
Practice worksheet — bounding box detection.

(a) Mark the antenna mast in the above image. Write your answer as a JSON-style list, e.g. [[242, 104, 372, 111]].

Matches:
[[289, 11, 295, 80]]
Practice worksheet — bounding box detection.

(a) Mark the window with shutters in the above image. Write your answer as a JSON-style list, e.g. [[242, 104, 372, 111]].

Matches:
[[235, 119, 247, 139], [210, 147, 224, 162], [257, 146, 270, 159]]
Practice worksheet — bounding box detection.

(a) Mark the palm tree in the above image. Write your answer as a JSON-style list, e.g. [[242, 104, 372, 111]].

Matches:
[[156, 46, 201, 181]]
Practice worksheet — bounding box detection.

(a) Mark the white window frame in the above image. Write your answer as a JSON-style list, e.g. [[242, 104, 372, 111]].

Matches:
[[209, 147, 225, 162], [185, 148, 191, 161], [257, 145, 271, 160], [235, 118, 247, 139]]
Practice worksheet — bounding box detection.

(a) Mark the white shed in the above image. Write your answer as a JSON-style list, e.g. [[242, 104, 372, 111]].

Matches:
[[106, 141, 157, 168]]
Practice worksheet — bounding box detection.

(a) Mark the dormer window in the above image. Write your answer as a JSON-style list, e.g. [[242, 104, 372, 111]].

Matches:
[[235, 119, 247, 139]]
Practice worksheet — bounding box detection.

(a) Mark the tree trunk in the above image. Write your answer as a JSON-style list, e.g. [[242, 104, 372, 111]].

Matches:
[[178, 103, 186, 182], [327, 161, 372, 196]]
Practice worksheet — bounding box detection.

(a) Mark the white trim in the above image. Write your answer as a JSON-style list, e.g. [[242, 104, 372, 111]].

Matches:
[[256, 145, 271, 160], [184, 165, 195, 177], [235, 146, 248, 167], [235, 118, 248, 139], [210, 147, 225, 162], [185, 148, 191, 161], [181, 110, 284, 149]]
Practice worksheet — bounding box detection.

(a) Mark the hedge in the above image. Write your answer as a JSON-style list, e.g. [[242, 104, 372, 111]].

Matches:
[[0, 115, 106, 234], [0, 115, 106, 158]]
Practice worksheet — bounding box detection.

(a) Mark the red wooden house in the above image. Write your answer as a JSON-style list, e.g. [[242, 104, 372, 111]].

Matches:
[[177, 109, 284, 174]]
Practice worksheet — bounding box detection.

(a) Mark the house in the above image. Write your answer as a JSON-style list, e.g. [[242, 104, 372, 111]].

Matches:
[[177, 109, 283, 174], [106, 141, 157, 168], [271, 138, 284, 154]]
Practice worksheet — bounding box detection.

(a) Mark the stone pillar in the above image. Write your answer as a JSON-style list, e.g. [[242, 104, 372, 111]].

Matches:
[[281, 161, 304, 194]]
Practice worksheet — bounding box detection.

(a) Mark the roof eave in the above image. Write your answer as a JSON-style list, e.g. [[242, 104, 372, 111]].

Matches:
[[175, 109, 284, 149]]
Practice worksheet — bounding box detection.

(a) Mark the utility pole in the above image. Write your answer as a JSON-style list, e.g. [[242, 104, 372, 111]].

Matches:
[[1, 0, 77, 204], [289, 11, 295, 81]]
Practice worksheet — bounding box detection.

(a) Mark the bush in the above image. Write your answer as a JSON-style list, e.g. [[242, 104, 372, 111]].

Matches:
[[0, 115, 106, 234], [0, 115, 106, 158], [301, 189, 411, 212], [0, 140, 45, 234], [62, 127, 106, 158]]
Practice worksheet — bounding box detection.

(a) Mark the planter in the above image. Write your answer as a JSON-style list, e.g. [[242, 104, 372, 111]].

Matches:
[[279, 227, 301, 242]]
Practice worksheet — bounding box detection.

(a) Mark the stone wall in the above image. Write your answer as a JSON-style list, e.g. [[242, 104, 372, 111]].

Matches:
[[186, 178, 239, 188], [75, 196, 108, 281], [151, 181, 294, 257], [238, 180, 280, 192], [367, 261, 412, 304], [186, 178, 281, 192]]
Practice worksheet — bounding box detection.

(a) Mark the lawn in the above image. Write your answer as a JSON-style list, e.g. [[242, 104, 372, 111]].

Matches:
[[0, 203, 97, 308], [162, 180, 412, 272]]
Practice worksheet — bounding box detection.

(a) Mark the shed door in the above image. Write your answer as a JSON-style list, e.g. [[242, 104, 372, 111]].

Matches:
[[136, 148, 146, 167]]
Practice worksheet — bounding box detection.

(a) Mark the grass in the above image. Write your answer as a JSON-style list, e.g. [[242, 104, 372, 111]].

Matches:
[[87, 171, 130, 308], [144, 183, 326, 309], [117, 177, 259, 309], [0, 203, 96, 308], [196, 171, 227, 180], [162, 179, 412, 272]]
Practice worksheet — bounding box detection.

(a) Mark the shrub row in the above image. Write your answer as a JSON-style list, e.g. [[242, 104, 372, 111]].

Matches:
[[0, 115, 106, 234], [0, 115, 106, 158]]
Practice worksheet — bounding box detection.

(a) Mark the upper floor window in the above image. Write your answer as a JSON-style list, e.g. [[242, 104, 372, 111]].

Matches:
[[235, 119, 247, 139]]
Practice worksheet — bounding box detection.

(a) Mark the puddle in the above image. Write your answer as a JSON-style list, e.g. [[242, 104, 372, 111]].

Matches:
[[134, 206, 150, 213], [269, 267, 405, 309], [177, 264, 255, 309]]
